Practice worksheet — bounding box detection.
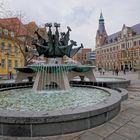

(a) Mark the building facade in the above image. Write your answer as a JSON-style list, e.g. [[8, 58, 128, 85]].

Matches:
[[0, 25, 24, 77], [86, 50, 96, 65], [96, 12, 140, 71], [72, 48, 92, 64]]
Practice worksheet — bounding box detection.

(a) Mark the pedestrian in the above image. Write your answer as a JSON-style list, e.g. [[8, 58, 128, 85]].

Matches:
[[123, 68, 126, 75], [99, 68, 102, 75], [112, 69, 115, 75], [9, 71, 12, 79], [115, 68, 119, 76], [102, 69, 105, 75]]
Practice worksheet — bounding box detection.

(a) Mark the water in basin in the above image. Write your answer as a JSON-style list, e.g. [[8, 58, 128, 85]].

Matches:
[[0, 87, 109, 112]]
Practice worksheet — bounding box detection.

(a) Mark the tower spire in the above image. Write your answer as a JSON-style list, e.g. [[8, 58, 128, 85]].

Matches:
[[96, 12, 107, 47], [99, 11, 104, 21]]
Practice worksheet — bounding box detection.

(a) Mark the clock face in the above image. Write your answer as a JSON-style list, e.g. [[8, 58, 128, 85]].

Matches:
[[97, 40, 100, 45]]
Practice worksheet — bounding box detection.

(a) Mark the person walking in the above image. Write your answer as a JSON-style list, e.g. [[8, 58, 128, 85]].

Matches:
[[123, 68, 126, 75], [102, 69, 105, 75], [115, 68, 119, 76], [9, 71, 13, 79]]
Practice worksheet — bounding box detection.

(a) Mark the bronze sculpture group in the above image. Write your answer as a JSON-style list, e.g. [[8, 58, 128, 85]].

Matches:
[[32, 23, 83, 58]]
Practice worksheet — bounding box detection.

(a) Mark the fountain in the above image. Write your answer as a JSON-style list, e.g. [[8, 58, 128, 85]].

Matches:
[[0, 23, 127, 137]]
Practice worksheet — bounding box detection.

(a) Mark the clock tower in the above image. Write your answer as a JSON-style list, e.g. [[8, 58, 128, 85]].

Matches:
[[96, 12, 107, 47]]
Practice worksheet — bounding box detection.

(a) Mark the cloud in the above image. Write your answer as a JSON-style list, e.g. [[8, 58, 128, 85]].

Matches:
[[3, 0, 140, 50], [64, 6, 94, 26]]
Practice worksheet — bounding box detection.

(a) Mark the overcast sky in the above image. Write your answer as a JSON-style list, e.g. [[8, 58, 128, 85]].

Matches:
[[3, 0, 140, 50]]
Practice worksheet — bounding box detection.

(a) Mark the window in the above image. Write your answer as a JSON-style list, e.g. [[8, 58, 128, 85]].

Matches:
[[1, 42, 5, 52], [8, 44, 12, 53], [15, 60, 18, 67], [127, 42, 129, 48], [8, 60, 12, 69], [10, 32, 14, 37], [134, 51, 136, 56], [133, 41, 136, 46], [121, 43, 125, 49], [1, 59, 5, 68], [129, 42, 132, 48]]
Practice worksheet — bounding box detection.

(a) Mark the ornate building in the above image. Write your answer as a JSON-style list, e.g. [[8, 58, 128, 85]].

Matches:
[[0, 24, 24, 77], [0, 18, 41, 78], [96, 12, 140, 70]]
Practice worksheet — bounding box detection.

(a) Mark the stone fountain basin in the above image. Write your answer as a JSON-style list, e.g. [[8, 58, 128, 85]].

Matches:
[[0, 86, 122, 137], [15, 65, 96, 73]]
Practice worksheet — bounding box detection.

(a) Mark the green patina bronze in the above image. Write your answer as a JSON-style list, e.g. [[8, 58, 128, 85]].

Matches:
[[15, 67, 36, 73], [72, 66, 96, 72], [15, 64, 95, 74], [27, 64, 77, 73], [15, 23, 94, 74], [32, 23, 83, 58]]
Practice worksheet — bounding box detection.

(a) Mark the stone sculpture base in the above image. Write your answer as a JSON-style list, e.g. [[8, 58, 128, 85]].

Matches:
[[33, 71, 70, 90]]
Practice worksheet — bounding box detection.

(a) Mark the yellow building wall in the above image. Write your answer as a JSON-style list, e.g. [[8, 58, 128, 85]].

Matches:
[[0, 37, 24, 77]]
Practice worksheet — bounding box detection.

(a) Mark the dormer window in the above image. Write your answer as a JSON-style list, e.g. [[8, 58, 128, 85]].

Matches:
[[114, 37, 118, 41], [132, 31, 136, 36], [110, 39, 113, 43]]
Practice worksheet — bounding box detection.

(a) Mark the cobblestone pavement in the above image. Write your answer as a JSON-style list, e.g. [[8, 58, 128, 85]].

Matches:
[[0, 71, 140, 140]]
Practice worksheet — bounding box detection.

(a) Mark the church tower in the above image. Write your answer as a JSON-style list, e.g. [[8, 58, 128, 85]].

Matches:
[[96, 12, 107, 47]]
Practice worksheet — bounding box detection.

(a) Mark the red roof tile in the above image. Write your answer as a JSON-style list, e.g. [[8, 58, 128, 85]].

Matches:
[[0, 17, 27, 36]]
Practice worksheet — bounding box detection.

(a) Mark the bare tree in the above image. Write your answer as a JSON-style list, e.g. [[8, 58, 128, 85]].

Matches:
[[0, 0, 38, 66]]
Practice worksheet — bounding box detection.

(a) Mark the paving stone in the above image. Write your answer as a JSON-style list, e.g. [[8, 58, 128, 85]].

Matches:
[[78, 131, 103, 140], [121, 107, 140, 116], [121, 104, 129, 111], [136, 135, 140, 140], [128, 116, 140, 129], [120, 109, 137, 118], [105, 133, 132, 140], [110, 115, 130, 127], [47, 131, 84, 140], [90, 122, 119, 138], [116, 124, 140, 139]]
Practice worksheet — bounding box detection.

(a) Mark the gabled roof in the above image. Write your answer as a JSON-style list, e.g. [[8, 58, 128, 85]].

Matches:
[[0, 17, 27, 36], [107, 23, 140, 43], [131, 23, 140, 35], [107, 31, 120, 43]]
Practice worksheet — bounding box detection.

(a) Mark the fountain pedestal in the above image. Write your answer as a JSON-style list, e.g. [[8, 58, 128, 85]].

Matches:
[[33, 70, 70, 90]]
